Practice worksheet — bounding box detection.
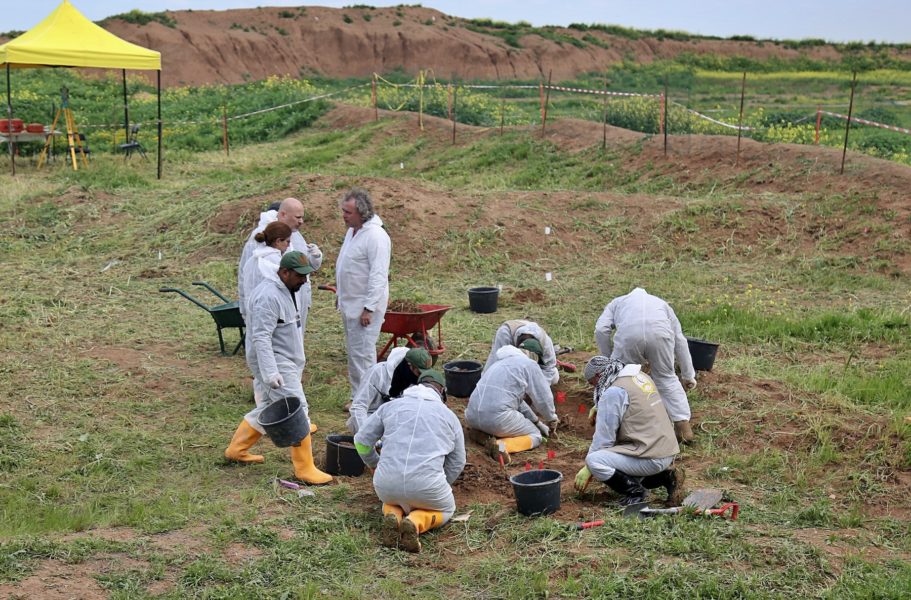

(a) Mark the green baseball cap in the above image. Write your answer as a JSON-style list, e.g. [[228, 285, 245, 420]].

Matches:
[[418, 369, 446, 389], [519, 338, 543, 359], [280, 250, 314, 275], [405, 348, 433, 370]]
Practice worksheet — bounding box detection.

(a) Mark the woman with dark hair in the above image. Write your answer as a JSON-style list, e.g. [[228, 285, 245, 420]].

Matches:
[[241, 221, 292, 406]]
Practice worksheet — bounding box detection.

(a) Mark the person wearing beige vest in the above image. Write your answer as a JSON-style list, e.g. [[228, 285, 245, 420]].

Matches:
[[574, 356, 684, 506]]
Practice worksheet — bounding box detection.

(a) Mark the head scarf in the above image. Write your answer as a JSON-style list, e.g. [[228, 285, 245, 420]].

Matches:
[[584, 355, 625, 399]]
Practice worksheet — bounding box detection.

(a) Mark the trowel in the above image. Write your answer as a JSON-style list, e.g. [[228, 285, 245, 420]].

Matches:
[[623, 488, 738, 520]]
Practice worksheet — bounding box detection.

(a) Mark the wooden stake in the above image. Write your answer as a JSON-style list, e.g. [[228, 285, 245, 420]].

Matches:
[[735, 71, 746, 166], [840, 71, 857, 175], [6, 65, 14, 176], [451, 82, 458, 144], [602, 76, 609, 151], [372, 74, 378, 121], [541, 69, 552, 136], [222, 105, 230, 156], [662, 75, 668, 157], [814, 106, 822, 145]]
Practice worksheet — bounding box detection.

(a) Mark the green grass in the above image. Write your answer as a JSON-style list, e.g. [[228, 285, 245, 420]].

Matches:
[[0, 106, 910, 596]]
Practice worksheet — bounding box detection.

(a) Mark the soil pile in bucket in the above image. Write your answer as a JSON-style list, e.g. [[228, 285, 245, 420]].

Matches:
[[388, 299, 422, 313]]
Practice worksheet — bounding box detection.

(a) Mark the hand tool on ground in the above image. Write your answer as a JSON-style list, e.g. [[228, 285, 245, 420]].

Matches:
[[554, 346, 574, 356], [556, 359, 577, 373], [623, 488, 724, 519], [575, 519, 605, 530]]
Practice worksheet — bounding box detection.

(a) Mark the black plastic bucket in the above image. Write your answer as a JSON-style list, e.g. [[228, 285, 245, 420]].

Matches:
[[257, 396, 310, 447], [468, 287, 499, 313], [324, 434, 365, 477], [686, 336, 720, 371], [443, 360, 483, 397], [510, 469, 563, 516]]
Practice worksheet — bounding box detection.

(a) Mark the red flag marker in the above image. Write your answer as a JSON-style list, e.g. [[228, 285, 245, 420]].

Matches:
[[547, 450, 556, 460], [524, 462, 532, 471], [578, 403, 586, 414], [538, 460, 544, 470], [556, 391, 566, 404]]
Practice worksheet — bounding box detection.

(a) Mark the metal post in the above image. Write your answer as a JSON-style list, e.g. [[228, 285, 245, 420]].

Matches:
[[840, 71, 857, 175], [736, 71, 746, 166], [541, 69, 552, 136], [6, 65, 14, 176], [157, 70, 162, 180], [122, 69, 130, 146]]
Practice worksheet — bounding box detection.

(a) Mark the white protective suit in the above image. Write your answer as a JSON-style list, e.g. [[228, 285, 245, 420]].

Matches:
[[335, 214, 391, 398], [594, 288, 695, 422], [242, 276, 309, 434], [354, 384, 466, 522], [241, 246, 283, 406], [585, 364, 676, 481], [483, 320, 560, 385], [238, 210, 322, 341], [466, 346, 557, 445], [346, 346, 411, 434]]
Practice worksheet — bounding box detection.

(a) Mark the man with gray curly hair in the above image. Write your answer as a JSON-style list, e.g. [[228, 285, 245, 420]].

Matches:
[[336, 187, 392, 405]]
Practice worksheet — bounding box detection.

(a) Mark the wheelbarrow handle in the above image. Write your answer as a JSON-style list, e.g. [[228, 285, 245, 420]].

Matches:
[[192, 281, 230, 303], [159, 287, 211, 311]]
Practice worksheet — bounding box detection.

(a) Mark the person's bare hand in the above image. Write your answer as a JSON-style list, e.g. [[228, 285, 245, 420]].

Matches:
[[360, 309, 373, 327]]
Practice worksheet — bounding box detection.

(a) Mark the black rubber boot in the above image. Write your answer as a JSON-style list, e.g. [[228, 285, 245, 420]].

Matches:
[[641, 467, 686, 506], [605, 470, 648, 506]]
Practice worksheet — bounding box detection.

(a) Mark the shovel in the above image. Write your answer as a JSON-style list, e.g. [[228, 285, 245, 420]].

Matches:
[[623, 488, 727, 519]]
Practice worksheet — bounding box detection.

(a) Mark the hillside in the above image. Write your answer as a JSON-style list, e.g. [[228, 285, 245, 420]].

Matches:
[[29, 5, 903, 87]]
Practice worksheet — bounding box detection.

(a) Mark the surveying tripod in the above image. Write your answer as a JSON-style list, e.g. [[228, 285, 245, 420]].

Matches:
[[38, 86, 88, 171]]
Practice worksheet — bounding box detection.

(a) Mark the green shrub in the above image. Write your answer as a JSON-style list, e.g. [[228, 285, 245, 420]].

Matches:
[[342, 14, 353, 24], [103, 9, 176, 29]]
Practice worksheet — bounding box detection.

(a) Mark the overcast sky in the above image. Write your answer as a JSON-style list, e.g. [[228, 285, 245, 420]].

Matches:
[[5, 1, 909, 43]]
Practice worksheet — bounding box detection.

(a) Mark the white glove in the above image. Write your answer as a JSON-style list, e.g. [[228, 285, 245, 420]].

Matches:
[[269, 373, 284, 390], [535, 420, 550, 437], [307, 242, 322, 261], [545, 418, 560, 434], [683, 378, 697, 391]]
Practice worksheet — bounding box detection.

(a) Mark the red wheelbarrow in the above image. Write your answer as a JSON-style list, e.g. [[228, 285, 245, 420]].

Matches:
[[317, 285, 451, 360]]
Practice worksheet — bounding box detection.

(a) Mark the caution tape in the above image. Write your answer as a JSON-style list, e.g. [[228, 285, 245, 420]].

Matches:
[[676, 104, 754, 131], [820, 110, 911, 135], [545, 84, 658, 98]]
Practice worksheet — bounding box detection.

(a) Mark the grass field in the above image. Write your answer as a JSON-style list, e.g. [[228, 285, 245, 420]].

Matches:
[[1, 103, 910, 598]]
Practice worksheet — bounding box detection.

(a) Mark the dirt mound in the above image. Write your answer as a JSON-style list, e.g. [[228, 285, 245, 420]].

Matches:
[[81, 6, 910, 88]]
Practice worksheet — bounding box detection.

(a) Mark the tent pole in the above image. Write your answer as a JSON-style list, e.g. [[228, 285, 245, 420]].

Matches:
[[157, 70, 162, 179], [6, 65, 14, 176], [122, 69, 129, 146]]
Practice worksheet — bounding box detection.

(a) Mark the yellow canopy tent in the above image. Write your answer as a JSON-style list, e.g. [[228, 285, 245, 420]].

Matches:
[[0, 0, 163, 177]]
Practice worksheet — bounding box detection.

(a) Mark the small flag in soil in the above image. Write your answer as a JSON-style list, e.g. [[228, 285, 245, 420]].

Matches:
[[556, 391, 566, 403], [524, 462, 532, 471], [547, 450, 556, 460], [578, 403, 586, 413], [538, 460, 544, 470]]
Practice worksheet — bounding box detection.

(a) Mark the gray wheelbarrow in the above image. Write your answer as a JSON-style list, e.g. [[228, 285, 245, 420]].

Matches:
[[159, 281, 245, 355]]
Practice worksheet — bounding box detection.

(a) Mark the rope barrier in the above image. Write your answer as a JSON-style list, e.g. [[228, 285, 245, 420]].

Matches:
[[820, 110, 911, 135]]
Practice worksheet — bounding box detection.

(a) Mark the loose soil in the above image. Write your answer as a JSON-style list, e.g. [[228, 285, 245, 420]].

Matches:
[[387, 299, 422, 313]]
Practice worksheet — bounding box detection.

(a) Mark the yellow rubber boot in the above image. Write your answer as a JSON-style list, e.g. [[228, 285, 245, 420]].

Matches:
[[290, 435, 333, 485], [224, 420, 264, 464], [486, 435, 535, 465], [310, 422, 318, 434], [381, 504, 404, 548], [400, 510, 444, 553]]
